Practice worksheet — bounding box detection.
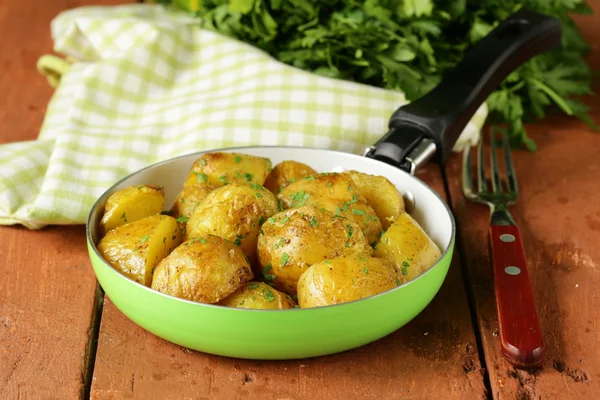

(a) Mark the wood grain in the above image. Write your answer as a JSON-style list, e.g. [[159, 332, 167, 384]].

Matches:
[[91, 166, 487, 400], [446, 124, 600, 399], [0, 226, 101, 399], [0, 0, 127, 398]]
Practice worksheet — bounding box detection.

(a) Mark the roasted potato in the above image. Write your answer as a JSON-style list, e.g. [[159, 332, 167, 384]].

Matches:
[[99, 184, 165, 236], [257, 206, 372, 295], [342, 171, 404, 230], [297, 254, 399, 308], [183, 152, 272, 187], [374, 212, 442, 283], [151, 235, 253, 303], [170, 184, 218, 221], [186, 183, 279, 263], [97, 214, 182, 286], [263, 160, 317, 195], [278, 173, 383, 245], [219, 281, 296, 310]]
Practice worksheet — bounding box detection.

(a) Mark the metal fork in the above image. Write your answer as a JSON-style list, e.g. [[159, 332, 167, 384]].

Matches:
[[462, 129, 545, 369]]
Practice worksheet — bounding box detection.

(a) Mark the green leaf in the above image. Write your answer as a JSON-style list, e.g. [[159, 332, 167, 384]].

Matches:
[[229, 0, 254, 15]]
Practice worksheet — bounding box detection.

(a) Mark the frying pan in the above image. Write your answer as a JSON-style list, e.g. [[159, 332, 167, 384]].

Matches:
[[86, 9, 561, 360]]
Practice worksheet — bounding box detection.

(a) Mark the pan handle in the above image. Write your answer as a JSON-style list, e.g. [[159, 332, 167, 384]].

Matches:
[[365, 9, 562, 173]]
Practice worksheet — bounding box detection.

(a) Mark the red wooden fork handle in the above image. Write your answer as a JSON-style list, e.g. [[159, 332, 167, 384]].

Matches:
[[489, 224, 545, 368]]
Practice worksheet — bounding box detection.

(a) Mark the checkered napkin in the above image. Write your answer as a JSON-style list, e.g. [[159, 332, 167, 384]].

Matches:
[[0, 4, 487, 229]]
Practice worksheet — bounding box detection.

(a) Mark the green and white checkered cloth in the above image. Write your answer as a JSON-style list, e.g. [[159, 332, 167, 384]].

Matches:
[[0, 4, 487, 229]]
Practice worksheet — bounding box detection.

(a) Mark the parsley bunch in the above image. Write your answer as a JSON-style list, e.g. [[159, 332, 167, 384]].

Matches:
[[169, 0, 596, 150]]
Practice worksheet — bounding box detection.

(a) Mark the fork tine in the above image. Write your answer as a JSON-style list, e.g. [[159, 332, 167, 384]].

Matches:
[[489, 129, 502, 193], [477, 133, 487, 193], [501, 130, 519, 196], [462, 145, 475, 197]]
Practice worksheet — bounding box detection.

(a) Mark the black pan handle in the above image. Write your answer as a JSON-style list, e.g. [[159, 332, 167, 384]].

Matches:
[[366, 8, 562, 172]]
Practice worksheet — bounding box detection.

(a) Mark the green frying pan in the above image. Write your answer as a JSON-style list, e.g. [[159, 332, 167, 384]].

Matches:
[[86, 10, 561, 359]]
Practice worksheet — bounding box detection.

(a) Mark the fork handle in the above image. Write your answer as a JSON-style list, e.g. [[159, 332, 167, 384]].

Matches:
[[489, 223, 545, 368]]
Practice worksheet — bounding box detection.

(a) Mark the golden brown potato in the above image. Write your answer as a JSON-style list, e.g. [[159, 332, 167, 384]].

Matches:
[[297, 254, 399, 308], [219, 281, 296, 310], [151, 235, 253, 303], [186, 183, 279, 263], [342, 171, 404, 230], [99, 184, 165, 236], [170, 184, 218, 220], [374, 212, 442, 283], [97, 214, 182, 286], [263, 160, 317, 194], [257, 206, 372, 295], [278, 173, 383, 245], [183, 152, 272, 187]]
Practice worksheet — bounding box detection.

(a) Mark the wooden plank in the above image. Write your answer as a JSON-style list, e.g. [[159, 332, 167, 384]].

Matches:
[[0, 0, 127, 398], [0, 226, 101, 399], [91, 166, 487, 400], [445, 123, 600, 399]]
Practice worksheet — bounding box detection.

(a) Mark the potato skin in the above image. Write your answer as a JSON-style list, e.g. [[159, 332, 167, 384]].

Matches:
[[374, 212, 442, 283], [257, 206, 372, 295], [219, 281, 296, 310], [297, 254, 399, 308], [97, 214, 182, 286], [183, 152, 272, 187], [278, 173, 383, 245], [100, 184, 165, 236], [263, 161, 317, 195], [342, 171, 404, 230], [170, 184, 217, 220], [186, 183, 279, 263], [151, 235, 253, 303]]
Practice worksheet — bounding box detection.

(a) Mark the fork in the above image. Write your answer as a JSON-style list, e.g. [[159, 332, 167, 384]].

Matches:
[[462, 129, 545, 369]]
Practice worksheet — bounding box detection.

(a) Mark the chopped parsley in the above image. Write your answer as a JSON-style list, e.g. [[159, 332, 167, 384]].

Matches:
[[346, 224, 354, 238], [176, 216, 189, 223], [280, 217, 290, 224], [196, 173, 208, 183], [195, 237, 208, 244], [309, 217, 318, 227], [290, 190, 311, 207], [303, 176, 315, 180], [278, 199, 285, 211], [263, 289, 275, 302], [363, 267, 369, 274], [268, 217, 276, 224], [401, 261, 410, 276], [219, 175, 227, 184], [256, 192, 263, 198], [140, 235, 149, 242], [234, 156, 241, 164], [258, 216, 265, 225], [352, 209, 366, 216], [359, 257, 367, 261], [248, 283, 259, 289], [324, 260, 332, 264], [120, 212, 127, 222], [199, 159, 207, 166], [244, 172, 253, 182], [281, 252, 290, 267], [251, 183, 263, 191], [396, 279, 402, 286], [233, 235, 244, 246], [327, 182, 333, 187], [136, 185, 144, 190]]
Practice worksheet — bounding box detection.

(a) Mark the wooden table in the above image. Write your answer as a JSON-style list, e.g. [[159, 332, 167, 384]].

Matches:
[[1, 1, 599, 399]]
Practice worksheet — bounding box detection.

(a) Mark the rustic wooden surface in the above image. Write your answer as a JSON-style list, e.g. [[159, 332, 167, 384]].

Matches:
[[1, 0, 600, 399], [0, 1, 126, 399], [90, 169, 486, 400]]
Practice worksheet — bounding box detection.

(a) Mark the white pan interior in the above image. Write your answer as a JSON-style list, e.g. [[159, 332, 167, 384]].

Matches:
[[89, 146, 454, 252]]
